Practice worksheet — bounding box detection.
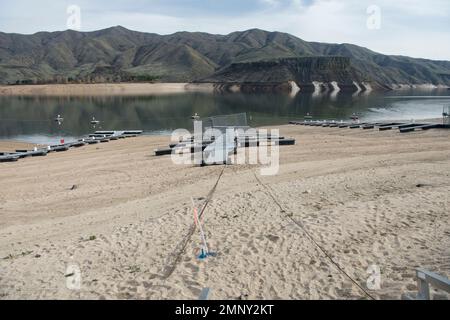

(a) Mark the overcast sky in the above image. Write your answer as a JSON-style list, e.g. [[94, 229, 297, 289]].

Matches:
[[0, 0, 448, 60]]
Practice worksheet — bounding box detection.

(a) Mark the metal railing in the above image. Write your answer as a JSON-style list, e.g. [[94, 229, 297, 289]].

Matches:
[[201, 113, 249, 133], [443, 106, 450, 125], [402, 269, 450, 300]]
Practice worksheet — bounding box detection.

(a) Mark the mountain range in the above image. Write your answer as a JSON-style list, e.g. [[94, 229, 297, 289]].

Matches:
[[1, 26, 449, 91]]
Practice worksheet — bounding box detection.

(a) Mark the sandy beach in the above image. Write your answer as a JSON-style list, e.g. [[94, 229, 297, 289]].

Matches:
[[0, 125, 449, 300], [0, 83, 214, 96]]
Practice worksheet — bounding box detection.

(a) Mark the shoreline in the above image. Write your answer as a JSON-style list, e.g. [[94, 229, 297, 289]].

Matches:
[[0, 140, 38, 152], [1, 118, 444, 148], [0, 83, 214, 97], [0, 82, 448, 97]]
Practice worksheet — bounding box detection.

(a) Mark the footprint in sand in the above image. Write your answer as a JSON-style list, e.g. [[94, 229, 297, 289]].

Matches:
[[240, 232, 250, 238], [184, 262, 200, 274]]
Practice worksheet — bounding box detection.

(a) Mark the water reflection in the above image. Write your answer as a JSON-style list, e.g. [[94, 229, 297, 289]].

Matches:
[[0, 90, 448, 144]]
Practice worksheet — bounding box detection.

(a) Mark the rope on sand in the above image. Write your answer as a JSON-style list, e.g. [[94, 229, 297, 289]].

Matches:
[[252, 170, 376, 300], [161, 166, 226, 279]]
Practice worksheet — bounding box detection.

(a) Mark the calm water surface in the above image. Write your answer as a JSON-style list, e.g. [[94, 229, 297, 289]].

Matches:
[[0, 89, 449, 145]]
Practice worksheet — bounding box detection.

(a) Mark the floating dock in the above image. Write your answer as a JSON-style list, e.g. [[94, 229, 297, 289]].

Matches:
[[290, 120, 449, 133], [155, 113, 296, 166], [154, 130, 296, 159], [0, 130, 143, 164]]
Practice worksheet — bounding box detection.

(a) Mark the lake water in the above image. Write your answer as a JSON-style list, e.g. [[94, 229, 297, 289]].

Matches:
[[0, 89, 449, 145]]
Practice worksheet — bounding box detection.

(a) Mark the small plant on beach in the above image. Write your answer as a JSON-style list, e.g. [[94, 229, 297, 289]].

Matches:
[[126, 265, 141, 274], [80, 235, 97, 242], [21, 250, 33, 257], [3, 250, 34, 260]]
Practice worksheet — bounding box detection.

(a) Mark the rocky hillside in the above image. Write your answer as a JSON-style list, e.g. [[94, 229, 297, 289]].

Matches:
[[202, 56, 372, 92], [0, 26, 449, 90]]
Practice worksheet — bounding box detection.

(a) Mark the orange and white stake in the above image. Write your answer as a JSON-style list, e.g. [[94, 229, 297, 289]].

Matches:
[[191, 197, 209, 256]]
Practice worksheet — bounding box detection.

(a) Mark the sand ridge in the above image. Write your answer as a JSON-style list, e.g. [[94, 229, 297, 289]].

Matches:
[[0, 83, 214, 96]]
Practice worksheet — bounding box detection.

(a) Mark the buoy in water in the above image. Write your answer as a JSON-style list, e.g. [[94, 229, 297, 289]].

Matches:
[[91, 117, 100, 125], [54, 115, 64, 123]]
